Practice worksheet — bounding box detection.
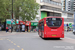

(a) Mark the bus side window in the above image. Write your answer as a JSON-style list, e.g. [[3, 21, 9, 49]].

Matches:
[[38, 23, 40, 30], [40, 23, 42, 30], [38, 24, 39, 30], [39, 22, 41, 30], [39, 21, 44, 31], [42, 22, 44, 31]]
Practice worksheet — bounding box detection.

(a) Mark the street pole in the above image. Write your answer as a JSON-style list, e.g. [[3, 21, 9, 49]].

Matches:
[[11, 0, 13, 33]]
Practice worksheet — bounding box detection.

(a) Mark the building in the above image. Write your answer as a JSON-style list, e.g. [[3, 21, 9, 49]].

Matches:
[[73, 0, 75, 11], [61, 0, 75, 31], [36, 0, 62, 19], [62, 0, 68, 11], [62, 0, 74, 29], [68, 0, 74, 12], [62, 0, 74, 12], [30, 0, 62, 30]]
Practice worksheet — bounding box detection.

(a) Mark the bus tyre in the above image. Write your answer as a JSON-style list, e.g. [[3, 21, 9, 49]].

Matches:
[[73, 32, 75, 35], [41, 33, 44, 39], [38, 32, 41, 37], [57, 38, 60, 40]]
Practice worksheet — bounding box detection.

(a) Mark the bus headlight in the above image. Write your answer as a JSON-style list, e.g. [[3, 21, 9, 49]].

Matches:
[[44, 24, 46, 26]]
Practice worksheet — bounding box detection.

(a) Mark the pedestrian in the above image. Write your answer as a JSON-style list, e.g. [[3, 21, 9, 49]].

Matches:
[[9, 26, 11, 32], [27, 27, 28, 32], [1, 25, 3, 29], [69, 28, 71, 31], [67, 27, 69, 32], [35, 28, 36, 32], [20, 26, 22, 32], [16, 27, 18, 32], [67, 23, 68, 32], [0, 26, 1, 31], [6, 27, 8, 32], [37, 28, 38, 32]]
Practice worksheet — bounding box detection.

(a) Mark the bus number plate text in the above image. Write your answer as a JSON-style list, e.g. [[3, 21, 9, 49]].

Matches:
[[52, 35, 56, 36]]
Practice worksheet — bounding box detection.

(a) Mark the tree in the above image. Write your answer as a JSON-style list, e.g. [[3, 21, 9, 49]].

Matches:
[[13, 0, 39, 23], [20, 0, 39, 21], [0, 0, 39, 23], [0, 0, 11, 22]]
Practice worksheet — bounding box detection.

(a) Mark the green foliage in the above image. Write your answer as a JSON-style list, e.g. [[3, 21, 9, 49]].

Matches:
[[20, 0, 39, 21], [0, 0, 39, 22], [0, 0, 11, 22]]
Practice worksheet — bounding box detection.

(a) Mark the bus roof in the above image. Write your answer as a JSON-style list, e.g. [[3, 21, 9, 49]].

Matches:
[[44, 16, 63, 19], [39, 16, 64, 22]]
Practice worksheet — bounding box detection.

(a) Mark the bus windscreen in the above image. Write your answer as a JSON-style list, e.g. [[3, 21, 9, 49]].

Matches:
[[46, 18, 62, 27]]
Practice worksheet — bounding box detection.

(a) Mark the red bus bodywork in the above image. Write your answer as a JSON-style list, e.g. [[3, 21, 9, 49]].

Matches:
[[38, 17, 64, 38]]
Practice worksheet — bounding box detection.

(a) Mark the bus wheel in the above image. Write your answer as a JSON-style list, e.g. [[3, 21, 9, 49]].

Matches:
[[73, 33, 75, 35], [41, 33, 44, 39], [57, 38, 60, 40], [39, 32, 41, 37]]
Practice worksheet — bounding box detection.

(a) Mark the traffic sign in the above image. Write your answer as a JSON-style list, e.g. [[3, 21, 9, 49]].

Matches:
[[11, 19, 13, 23], [69, 23, 72, 28]]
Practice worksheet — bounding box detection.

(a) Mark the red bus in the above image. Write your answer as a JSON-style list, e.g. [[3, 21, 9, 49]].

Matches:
[[38, 17, 64, 39]]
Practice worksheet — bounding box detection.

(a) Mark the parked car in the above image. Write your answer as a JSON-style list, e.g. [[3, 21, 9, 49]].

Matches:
[[73, 28, 75, 35]]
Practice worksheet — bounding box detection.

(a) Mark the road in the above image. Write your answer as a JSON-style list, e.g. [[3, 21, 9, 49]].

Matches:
[[0, 31, 75, 50]]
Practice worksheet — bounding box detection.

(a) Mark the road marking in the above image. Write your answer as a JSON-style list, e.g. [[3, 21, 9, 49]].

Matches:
[[9, 40, 11, 41], [17, 45, 20, 48], [65, 37, 75, 40], [11, 41, 13, 43], [21, 48, 24, 50], [65, 34, 75, 37], [14, 43, 16, 45], [0, 39, 3, 40], [7, 39, 9, 40], [8, 49, 15, 50], [7, 39, 22, 49], [13, 49, 15, 50], [8, 49, 10, 50], [63, 37, 75, 44]]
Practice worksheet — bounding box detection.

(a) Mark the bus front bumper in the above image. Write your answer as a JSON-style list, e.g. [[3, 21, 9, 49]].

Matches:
[[44, 34, 64, 38]]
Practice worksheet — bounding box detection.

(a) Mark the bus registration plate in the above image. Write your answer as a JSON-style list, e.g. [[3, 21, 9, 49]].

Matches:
[[52, 35, 56, 36]]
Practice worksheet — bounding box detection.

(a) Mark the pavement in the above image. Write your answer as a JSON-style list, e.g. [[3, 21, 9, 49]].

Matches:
[[0, 31, 37, 36], [0, 31, 72, 36], [0, 31, 18, 36], [0, 31, 75, 50]]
